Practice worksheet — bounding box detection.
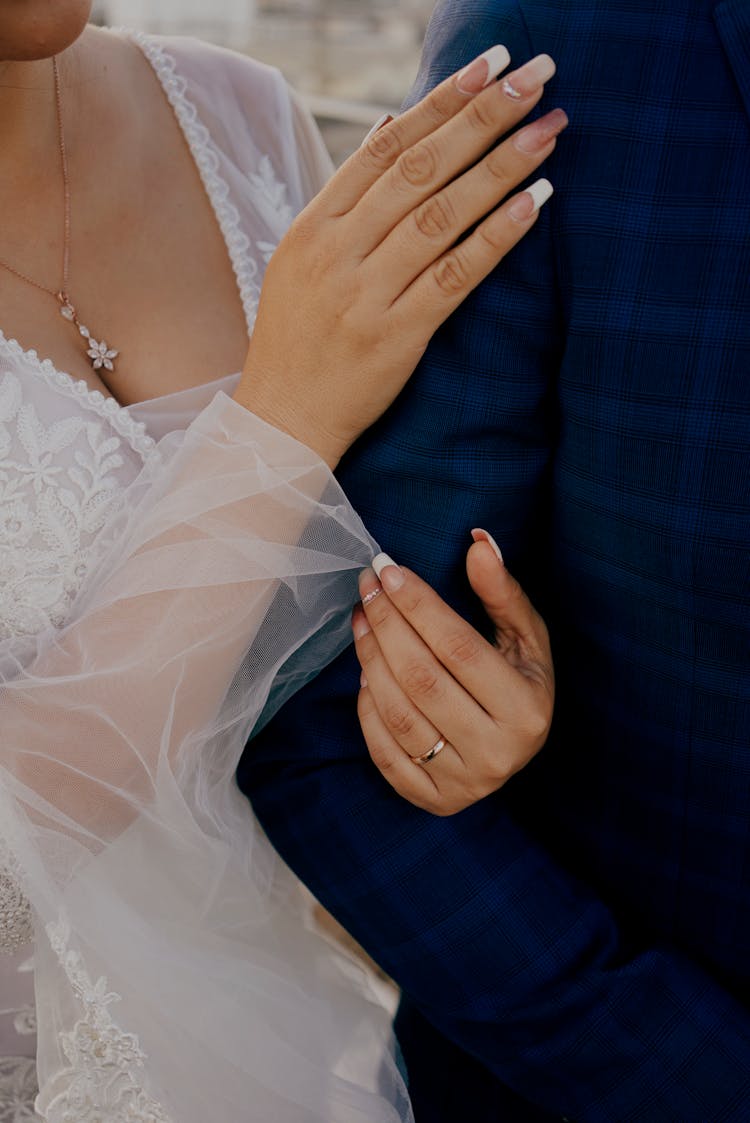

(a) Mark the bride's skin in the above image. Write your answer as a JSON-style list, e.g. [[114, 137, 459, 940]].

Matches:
[[0, 1, 560, 813]]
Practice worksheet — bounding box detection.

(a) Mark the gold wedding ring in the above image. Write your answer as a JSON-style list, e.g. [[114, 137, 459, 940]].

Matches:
[[413, 738, 447, 766]]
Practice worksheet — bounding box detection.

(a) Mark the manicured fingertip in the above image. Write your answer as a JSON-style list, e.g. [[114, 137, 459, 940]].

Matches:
[[372, 552, 405, 592], [360, 112, 394, 147], [372, 552, 396, 578], [471, 528, 505, 564], [528, 177, 554, 211], [456, 44, 511, 94], [508, 177, 554, 222]]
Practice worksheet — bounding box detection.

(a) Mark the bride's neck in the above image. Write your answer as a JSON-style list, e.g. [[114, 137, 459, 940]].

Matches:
[[0, 40, 99, 194], [0, 57, 58, 174]]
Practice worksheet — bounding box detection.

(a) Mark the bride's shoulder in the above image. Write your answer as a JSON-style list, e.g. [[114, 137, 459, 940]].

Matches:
[[133, 32, 288, 116]]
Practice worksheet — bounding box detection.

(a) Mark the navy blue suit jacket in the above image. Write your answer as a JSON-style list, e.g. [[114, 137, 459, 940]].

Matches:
[[239, 2, 750, 1119]]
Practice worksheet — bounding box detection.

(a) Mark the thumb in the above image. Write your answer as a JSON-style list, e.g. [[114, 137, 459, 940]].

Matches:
[[466, 530, 549, 664]]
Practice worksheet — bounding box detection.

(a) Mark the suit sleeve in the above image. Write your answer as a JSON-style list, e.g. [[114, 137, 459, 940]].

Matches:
[[240, 3, 750, 1119]]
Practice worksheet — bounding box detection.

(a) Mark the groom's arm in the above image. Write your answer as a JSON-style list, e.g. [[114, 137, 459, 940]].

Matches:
[[241, 3, 750, 1120]]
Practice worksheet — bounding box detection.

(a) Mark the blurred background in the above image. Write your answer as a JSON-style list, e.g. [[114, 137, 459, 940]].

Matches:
[[93, 0, 437, 163]]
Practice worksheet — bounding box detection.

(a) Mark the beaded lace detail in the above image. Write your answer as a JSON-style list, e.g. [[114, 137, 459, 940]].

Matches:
[[0, 872, 33, 956], [0, 836, 32, 956], [43, 916, 172, 1123]]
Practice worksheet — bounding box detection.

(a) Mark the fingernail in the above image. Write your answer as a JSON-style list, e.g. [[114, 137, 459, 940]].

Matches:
[[508, 177, 554, 221], [456, 44, 511, 94], [512, 107, 568, 154], [502, 53, 556, 100], [471, 527, 505, 565], [360, 670, 368, 689], [361, 112, 393, 146], [372, 552, 405, 592], [352, 607, 372, 640]]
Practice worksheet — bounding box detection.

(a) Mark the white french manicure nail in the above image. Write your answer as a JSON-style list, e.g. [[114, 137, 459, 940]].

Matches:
[[485, 533, 505, 564], [472, 528, 505, 564], [372, 552, 398, 579], [456, 44, 511, 94], [527, 177, 554, 212], [475, 44, 511, 85], [361, 112, 393, 145]]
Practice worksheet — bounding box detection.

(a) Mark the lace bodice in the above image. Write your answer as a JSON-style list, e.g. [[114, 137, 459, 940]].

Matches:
[[0, 362, 153, 644]]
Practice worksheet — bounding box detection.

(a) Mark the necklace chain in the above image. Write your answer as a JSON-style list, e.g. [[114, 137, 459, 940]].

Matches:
[[0, 56, 120, 376]]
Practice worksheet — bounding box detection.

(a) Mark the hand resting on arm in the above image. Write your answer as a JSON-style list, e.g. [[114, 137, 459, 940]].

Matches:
[[2, 47, 565, 846]]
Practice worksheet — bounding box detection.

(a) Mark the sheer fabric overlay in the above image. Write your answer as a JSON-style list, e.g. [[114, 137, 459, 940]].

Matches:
[[0, 32, 412, 1123]]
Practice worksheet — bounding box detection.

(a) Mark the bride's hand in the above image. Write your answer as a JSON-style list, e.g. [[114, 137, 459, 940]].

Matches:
[[234, 48, 566, 467], [352, 531, 554, 815]]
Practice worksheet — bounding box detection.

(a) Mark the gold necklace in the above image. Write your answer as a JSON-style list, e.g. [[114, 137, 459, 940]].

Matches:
[[0, 56, 119, 375]]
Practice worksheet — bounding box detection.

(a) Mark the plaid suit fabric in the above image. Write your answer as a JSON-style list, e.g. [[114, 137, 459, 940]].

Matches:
[[239, 1, 750, 1119]]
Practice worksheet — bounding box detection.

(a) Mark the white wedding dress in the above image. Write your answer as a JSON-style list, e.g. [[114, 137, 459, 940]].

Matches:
[[0, 31, 412, 1123]]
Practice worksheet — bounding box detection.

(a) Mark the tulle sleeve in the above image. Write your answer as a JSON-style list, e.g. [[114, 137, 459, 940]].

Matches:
[[0, 392, 411, 1122]]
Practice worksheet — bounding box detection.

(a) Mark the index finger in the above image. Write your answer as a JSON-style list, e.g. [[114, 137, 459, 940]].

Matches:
[[366, 553, 533, 723], [312, 44, 512, 217]]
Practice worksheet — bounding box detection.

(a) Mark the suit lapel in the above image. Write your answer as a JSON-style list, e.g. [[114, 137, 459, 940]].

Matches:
[[714, 0, 750, 121]]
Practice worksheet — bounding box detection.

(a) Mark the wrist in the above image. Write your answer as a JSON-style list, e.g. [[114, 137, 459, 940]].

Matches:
[[231, 385, 346, 471]]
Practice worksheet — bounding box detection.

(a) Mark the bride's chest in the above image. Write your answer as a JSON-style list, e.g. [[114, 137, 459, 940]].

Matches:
[[0, 359, 152, 639]]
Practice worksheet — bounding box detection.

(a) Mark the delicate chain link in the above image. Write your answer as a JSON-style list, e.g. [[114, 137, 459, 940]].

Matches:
[[0, 58, 120, 375], [0, 56, 70, 305]]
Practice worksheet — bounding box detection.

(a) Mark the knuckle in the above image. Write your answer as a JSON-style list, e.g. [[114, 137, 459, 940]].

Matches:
[[397, 139, 439, 188], [478, 219, 508, 253], [383, 702, 417, 738], [431, 797, 466, 818], [443, 628, 483, 667], [361, 123, 403, 168], [487, 753, 514, 787], [464, 94, 498, 133], [368, 739, 396, 775], [433, 251, 470, 296], [357, 690, 377, 723], [423, 82, 456, 126], [524, 707, 552, 744], [358, 641, 380, 670], [414, 194, 455, 239], [401, 660, 442, 700], [484, 147, 513, 189], [281, 216, 314, 258], [364, 593, 391, 628]]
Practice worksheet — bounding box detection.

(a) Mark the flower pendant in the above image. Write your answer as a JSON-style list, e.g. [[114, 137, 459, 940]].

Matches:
[[59, 295, 120, 376]]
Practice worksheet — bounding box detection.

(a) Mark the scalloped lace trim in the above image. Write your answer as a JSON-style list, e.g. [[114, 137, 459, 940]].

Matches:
[[0, 337, 155, 460], [128, 29, 263, 334]]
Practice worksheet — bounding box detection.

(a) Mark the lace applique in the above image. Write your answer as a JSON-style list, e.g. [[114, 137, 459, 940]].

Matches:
[[43, 916, 172, 1123], [0, 335, 155, 459], [0, 1056, 40, 1122], [0, 871, 32, 955], [0, 833, 32, 956], [0, 372, 131, 640]]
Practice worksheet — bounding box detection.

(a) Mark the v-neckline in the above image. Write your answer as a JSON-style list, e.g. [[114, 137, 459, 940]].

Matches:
[[0, 29, 253, 426]]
